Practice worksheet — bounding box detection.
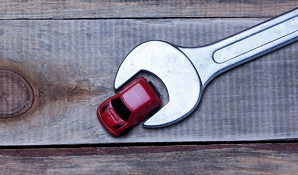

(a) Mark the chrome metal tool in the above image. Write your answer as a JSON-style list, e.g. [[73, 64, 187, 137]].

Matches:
[[114, 8, 298, 128]]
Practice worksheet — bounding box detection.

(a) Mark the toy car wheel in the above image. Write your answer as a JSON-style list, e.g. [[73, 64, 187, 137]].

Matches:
[[146, 107, 159, 118], [120, 126, 133, 136]]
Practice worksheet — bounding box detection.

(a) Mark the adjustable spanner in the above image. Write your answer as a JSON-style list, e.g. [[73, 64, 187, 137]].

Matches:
[[114, 8, 298, 128]]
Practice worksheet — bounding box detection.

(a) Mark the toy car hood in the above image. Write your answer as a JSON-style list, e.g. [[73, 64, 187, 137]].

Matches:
[[100, 101, 126, 129]]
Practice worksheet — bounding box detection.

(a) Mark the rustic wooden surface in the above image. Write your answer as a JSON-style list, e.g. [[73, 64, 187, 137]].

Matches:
[[1, 17, 298, 145], [0, 0, 298, 19], [1, 143, 298, 174], [1, 0, 298, 174]]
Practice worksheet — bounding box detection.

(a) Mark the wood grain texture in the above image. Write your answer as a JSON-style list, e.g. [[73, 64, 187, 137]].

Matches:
[[0, 18, 298, 145], [0, 0, 297, 19], [1, 143, 298, 174], [0, 69, 34, 119]]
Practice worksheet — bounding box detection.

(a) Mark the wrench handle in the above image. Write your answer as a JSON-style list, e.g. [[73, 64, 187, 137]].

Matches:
[[213, 8, 298, 66]]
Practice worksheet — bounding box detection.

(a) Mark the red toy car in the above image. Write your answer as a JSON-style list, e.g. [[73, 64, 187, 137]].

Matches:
[[97, 77, 162, 136]]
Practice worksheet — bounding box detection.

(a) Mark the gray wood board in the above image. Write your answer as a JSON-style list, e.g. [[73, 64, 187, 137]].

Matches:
[[0, 0, 298, 19], [0, 18, 298, 145]]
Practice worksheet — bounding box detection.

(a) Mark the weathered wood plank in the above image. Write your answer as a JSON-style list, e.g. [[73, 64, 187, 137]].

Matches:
[[1, 18, 298, 145], [1, 143, 298, 174], [0, 0, 297, 19]]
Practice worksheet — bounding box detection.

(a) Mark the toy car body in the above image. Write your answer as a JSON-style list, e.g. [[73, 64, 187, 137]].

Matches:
[[97, 77, 162, 136]]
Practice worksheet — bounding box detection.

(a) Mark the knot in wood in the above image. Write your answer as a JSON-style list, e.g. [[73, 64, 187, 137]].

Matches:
[[0, 69, 34, 119]]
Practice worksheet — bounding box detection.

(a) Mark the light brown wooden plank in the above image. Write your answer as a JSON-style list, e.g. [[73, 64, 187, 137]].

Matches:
[[0, 0, 297, 19], [0, 18, 298, 145], [1, 143, 298, 174]]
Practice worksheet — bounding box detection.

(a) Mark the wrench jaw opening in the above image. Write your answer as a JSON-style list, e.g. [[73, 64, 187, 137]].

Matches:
[[114, 41, 202, 128]]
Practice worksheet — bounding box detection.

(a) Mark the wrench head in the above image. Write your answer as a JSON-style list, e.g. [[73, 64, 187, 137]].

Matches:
[[114, 41, 202, 128]]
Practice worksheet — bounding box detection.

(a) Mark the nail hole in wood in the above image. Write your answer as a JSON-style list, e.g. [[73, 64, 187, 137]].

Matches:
[[0, 69, 34, 119]]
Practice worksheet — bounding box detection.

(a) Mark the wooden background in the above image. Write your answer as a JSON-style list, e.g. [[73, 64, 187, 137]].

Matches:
[[1, 0, 298, 174]]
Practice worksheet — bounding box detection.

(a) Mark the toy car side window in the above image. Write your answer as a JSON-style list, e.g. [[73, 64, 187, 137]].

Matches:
[[111, 97, 131, 122]]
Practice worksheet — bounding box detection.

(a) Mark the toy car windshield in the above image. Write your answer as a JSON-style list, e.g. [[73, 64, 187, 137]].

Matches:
[[111, 97, 131, 122]]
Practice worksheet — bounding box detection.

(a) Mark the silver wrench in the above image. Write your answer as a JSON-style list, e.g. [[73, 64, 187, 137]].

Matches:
[[114, 8, 298, 128]]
